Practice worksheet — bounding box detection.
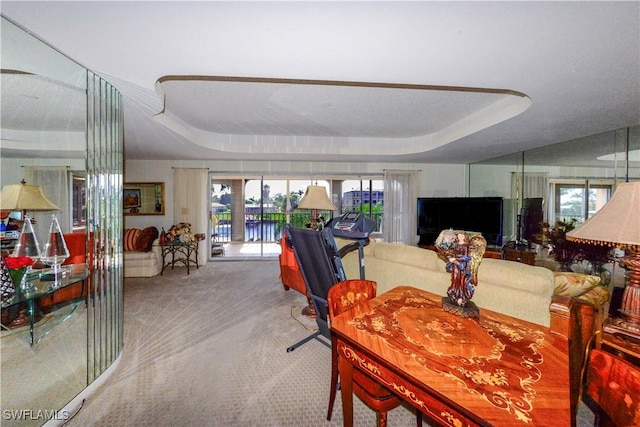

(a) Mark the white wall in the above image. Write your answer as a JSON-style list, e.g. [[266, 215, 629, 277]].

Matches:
[[124, 159, 468, 230], [0, 157, 85, 188]]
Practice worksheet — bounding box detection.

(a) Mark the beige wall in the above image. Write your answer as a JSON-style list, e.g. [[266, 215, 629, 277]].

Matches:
[[123, 159, 468, 230]]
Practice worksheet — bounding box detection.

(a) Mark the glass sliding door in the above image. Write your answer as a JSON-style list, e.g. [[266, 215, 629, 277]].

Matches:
[[340, 178, 385, 232], [208, 175, 385, 259], [209, 175, 339, 259]]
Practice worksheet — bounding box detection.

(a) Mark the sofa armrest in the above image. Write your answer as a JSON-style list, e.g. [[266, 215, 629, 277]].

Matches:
[[151, 238, 162, 257]]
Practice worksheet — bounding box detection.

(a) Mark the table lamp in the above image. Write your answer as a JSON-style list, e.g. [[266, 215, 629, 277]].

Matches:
[[0, 181, 60, 262], [566, 181, 640, 333], [297, 185, 337, 230]]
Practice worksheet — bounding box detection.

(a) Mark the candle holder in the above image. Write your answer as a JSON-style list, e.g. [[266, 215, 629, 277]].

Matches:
[[40, 215, 70, 287]]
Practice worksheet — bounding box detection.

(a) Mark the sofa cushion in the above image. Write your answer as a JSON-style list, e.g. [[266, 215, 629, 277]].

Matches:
[[125, 250, 160, 262], [553, 272, 601, 297], [124, 229, 141, 252], [368, 241, 441, 271], [136, 226, 159, 252]]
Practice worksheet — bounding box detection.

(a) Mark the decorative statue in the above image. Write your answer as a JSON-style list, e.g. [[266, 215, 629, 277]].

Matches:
[[435, 229, 487, 318]]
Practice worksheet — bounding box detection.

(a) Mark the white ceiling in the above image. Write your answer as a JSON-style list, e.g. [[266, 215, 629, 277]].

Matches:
[[1, 1, 639, 164]]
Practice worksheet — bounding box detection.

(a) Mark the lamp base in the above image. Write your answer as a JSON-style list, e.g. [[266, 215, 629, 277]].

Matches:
[[619, 252, 640, 326], [603, 316, 640, 341], [620, 307, 640, 325], [301, 304, 316, 318]]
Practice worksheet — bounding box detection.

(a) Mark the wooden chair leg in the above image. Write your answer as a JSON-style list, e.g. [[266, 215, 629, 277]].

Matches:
[[376, 410, 388, 427], [417, 410, 422, 426], [327, 334, 339, 420]]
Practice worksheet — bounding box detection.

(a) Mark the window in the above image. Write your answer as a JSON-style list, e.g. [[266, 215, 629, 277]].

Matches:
[[72, 174, 86, 229], [551, 180, 613, 224], [341, 179, 384, 230]]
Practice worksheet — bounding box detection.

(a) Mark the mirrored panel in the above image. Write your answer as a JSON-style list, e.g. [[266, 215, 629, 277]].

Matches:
[[1, 16, 88, 424], [470, 126, 639, 244]]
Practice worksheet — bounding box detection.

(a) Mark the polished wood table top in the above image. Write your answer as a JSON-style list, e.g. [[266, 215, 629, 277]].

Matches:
[[331, 286, 571, 427]]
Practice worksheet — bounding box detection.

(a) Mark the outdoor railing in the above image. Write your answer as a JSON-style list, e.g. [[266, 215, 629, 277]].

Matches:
[[211, 211, 383, 243]]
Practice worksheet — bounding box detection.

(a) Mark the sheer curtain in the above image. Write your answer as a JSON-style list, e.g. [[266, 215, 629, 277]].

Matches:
[[510, 172, 549, 201], [382, 170, 419, 244], [173, 168, 208, 265], [23, 166, 70, 246]]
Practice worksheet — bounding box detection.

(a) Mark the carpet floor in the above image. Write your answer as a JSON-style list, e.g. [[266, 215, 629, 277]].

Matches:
[[63, 260, 594, 426]]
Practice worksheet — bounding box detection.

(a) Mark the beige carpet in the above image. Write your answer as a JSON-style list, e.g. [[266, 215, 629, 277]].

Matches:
[[61, 260, 594, 426]]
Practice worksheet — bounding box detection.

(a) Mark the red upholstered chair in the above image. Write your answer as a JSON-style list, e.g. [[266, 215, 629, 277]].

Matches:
[[279, 229, 314, 315], [582, 348, 640, 427], [327, 279, 422, 427], [62, 232, 87, 266]]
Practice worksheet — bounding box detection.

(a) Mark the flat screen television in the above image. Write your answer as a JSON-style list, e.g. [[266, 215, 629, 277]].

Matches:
[[417, 197, 503, 247]]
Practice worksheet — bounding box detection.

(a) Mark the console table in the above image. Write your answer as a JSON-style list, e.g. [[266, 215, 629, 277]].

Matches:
[[1, 264, 89, 346], [161, 235, 204, 275]]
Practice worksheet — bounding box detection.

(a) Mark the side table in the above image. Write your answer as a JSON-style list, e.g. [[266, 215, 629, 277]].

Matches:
[[160, 235, 204, 275], [599, 330, 640, 366]]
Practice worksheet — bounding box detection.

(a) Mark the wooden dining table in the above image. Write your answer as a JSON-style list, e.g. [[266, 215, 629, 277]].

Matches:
[[330, 286, 571, 427]]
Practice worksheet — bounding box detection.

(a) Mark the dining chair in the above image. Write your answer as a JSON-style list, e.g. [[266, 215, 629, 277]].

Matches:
[[580, 347, 640, 426], [327, 279, 422, 427]]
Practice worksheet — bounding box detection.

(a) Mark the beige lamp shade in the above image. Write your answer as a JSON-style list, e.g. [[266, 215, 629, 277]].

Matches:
[[297, 185, 337, 211], [566, 181, 640, 250], [0, 183, 59, 212]]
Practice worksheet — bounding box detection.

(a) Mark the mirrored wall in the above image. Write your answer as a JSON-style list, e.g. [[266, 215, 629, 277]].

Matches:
[[1, 16, 123, 425], [470, 126, 639, 243]]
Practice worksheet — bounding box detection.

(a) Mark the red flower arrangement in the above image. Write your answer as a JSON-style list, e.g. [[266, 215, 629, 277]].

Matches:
[[5, 256, 35, 270], [5, 256, 35, 286]]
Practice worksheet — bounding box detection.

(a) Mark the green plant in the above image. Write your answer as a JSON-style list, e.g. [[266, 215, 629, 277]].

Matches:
[[543, 218, 611, 273]]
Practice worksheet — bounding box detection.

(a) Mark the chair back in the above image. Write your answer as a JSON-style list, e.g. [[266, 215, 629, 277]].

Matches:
[[584, 348, 640, 426], [328, 279, 377, 319], [62, 232, 87, 265]]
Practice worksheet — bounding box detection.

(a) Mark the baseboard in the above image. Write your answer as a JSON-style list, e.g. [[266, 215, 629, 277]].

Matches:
[[43, 352, 122, 427]]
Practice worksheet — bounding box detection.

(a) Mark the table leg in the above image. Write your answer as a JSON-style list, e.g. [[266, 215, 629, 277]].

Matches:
[[28, 299, 35, 346], [186, 246, 191, 275], [339, 348, 354, 427]]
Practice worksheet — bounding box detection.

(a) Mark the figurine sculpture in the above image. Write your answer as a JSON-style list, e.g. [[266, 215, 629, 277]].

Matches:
[[435, 229, 487, 318]]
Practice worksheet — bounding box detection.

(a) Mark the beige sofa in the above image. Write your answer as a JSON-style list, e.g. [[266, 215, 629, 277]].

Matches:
[[337, 239, 608, 328]]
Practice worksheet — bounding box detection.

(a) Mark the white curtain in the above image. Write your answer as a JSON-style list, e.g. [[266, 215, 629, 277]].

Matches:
[[382, 170, 419, 244], [510, 172, 549, 201], [173, 168, 208, 265], [23, 166, 70, 247]]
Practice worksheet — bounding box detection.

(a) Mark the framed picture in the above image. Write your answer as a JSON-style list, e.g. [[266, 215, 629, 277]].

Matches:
[[123, 182, 165, 215], [123, 189, 141, 209]]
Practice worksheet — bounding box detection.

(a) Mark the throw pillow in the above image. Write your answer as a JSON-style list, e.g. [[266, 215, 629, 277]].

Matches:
[[124, 228, 141, 252], [136, 227, 159, 252], [553, 271, 601, 297]]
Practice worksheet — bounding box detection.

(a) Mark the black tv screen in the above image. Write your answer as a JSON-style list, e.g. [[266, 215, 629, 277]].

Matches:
[[417, 197, 503, 247], [522, 197, 544, 243]]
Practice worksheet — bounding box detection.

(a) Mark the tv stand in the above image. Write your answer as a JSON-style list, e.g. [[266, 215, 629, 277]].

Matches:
[[502, 246, 536, 265]]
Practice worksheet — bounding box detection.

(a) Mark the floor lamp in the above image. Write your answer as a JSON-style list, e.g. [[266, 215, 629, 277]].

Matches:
[[566, 181, 640, 336], [297, 185, 337, 231]]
